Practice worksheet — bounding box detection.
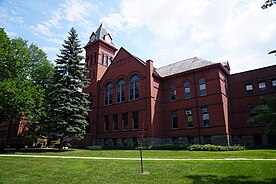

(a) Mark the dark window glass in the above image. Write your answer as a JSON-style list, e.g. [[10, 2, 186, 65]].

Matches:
[[106, 55, 109, 66], [258, 81, 266, 93], [172, 111, 178, 129], [101, 54, 104, 64], [132, 111, 139, 130], [272, 79, 276, 90], [249, 106, 257, 118], [104, 115, 109, 131], [94, 53, 97, 64], [122, 113, 128, 130], [113, 114, 118, 131]]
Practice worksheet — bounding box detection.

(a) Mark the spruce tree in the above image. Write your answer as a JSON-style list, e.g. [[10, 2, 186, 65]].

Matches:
[[47, 28, 89, 150]]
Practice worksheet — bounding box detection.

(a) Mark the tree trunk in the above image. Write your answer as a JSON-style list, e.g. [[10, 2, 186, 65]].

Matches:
[[59, 136, 64, 151]]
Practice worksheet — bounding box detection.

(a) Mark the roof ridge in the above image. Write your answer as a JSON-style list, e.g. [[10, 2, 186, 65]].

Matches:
[[157, 57, 200, 69]]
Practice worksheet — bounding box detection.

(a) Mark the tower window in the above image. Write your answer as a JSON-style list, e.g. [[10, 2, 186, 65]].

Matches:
[[101, 54, 105, 64], [106, 55, 109, 66]]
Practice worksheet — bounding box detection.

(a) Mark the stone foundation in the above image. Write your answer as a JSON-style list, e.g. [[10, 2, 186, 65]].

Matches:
[[92, 134, 230, 146]]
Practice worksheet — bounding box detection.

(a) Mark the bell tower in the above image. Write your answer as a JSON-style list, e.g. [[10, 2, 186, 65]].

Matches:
[[84, 23, 117, 83]]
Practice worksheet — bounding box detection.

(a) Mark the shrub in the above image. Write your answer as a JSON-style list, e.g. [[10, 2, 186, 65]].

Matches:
[[188, 144, 246, 151]]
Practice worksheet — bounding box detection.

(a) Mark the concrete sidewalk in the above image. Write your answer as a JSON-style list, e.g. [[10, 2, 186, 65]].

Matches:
[[1, 154, 276, 161]]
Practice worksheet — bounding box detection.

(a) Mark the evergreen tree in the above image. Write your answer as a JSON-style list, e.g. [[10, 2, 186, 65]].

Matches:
[[47, 28, 89, 150]]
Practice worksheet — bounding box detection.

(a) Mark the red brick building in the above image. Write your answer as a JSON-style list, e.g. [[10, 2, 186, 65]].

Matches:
[[82, 24, 276, 146]]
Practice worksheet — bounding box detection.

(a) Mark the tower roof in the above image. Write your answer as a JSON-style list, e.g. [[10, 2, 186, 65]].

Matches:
[[85, 23, 116, 48]]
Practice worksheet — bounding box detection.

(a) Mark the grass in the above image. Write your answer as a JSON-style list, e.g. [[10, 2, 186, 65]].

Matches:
[[0, 149, 276, 183], [12, 148, 276, 159]]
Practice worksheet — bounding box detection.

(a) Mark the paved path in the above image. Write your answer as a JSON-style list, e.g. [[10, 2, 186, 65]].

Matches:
[[1, 154, 276, 161]]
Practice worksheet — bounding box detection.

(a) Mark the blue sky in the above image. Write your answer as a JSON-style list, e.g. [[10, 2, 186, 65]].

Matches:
[[0, 0, 275, 73]]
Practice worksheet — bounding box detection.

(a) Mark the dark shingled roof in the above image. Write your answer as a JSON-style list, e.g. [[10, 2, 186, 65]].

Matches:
[[155, 57, 216, 77], [86, 23, 115, 47]]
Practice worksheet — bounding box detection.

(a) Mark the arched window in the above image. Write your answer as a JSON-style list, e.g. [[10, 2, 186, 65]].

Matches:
[[93, 53, 97, 64], [170, 85, 176, 101], [184, 81, 191, 99], [104, 82, 113, 105], [199, 78, 207, 96], [129, 74, 140, 100], [116, 79, 126, 103], [109, 57, 113, 64], [101, 54, 105, 64]]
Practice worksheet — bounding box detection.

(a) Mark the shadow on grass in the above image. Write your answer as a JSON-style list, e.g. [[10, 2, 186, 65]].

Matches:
[[0, 148, 75, 154], [184, 175, 276, 184]]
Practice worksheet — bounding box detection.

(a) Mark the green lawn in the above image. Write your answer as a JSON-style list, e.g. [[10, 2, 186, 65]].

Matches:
[[13, 148, 276, 159], [1, 149, 276, 184]]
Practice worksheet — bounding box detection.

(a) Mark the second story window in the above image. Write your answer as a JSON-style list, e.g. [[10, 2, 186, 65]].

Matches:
[[258, 81, 266, 93], [272, 79, 276, 90], [94, 53, 97, 64], [129, 74, 140, 100], [104, 82, 113, 105], [245, 83, 253, 95], [116, 79, 126, 103], [184, 81, 191, 99], [170, 85, 176, 101], [199, 78, 207, 96]]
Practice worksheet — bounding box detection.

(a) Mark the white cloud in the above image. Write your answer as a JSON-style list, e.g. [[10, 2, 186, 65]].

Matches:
[[102, 0, 276, 73]]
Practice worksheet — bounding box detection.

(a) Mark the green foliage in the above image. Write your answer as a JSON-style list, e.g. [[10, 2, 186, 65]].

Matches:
[[187, 144, 246, 151], [248, 97, 276, 144], [47, 28, 89, 149]]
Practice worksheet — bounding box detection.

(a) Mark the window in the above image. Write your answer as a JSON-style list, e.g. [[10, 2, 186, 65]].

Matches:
[[170, 85, 176, 101], [101, 54, 104, 64], [224, 79, 228, 96], [88, 94, 93, 109], [245, 84, 253, 95], [122, 113, 128, 130], [104, 82, 113, 105], [116, 79, 126, 103], [199, 78, 207, 96], [106, 55, 109, 66], [201, 106, 210, 127], [110, 57, 113, 64], [129, 74, 140, 100], [258, 81, 266, 93], [184, 81, 191, 99], [113, 114, 118, 131], [185, 109, 193, 128], [132, 111, 139, 130], [171, 111, 178, 129], [104, 115, 109, 131], [272, 79, 276, 90], [90, 55, 92, 66], [94, 53, 97, 64], [249, 106, 257, 117], [86, 118, 91, 133]]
